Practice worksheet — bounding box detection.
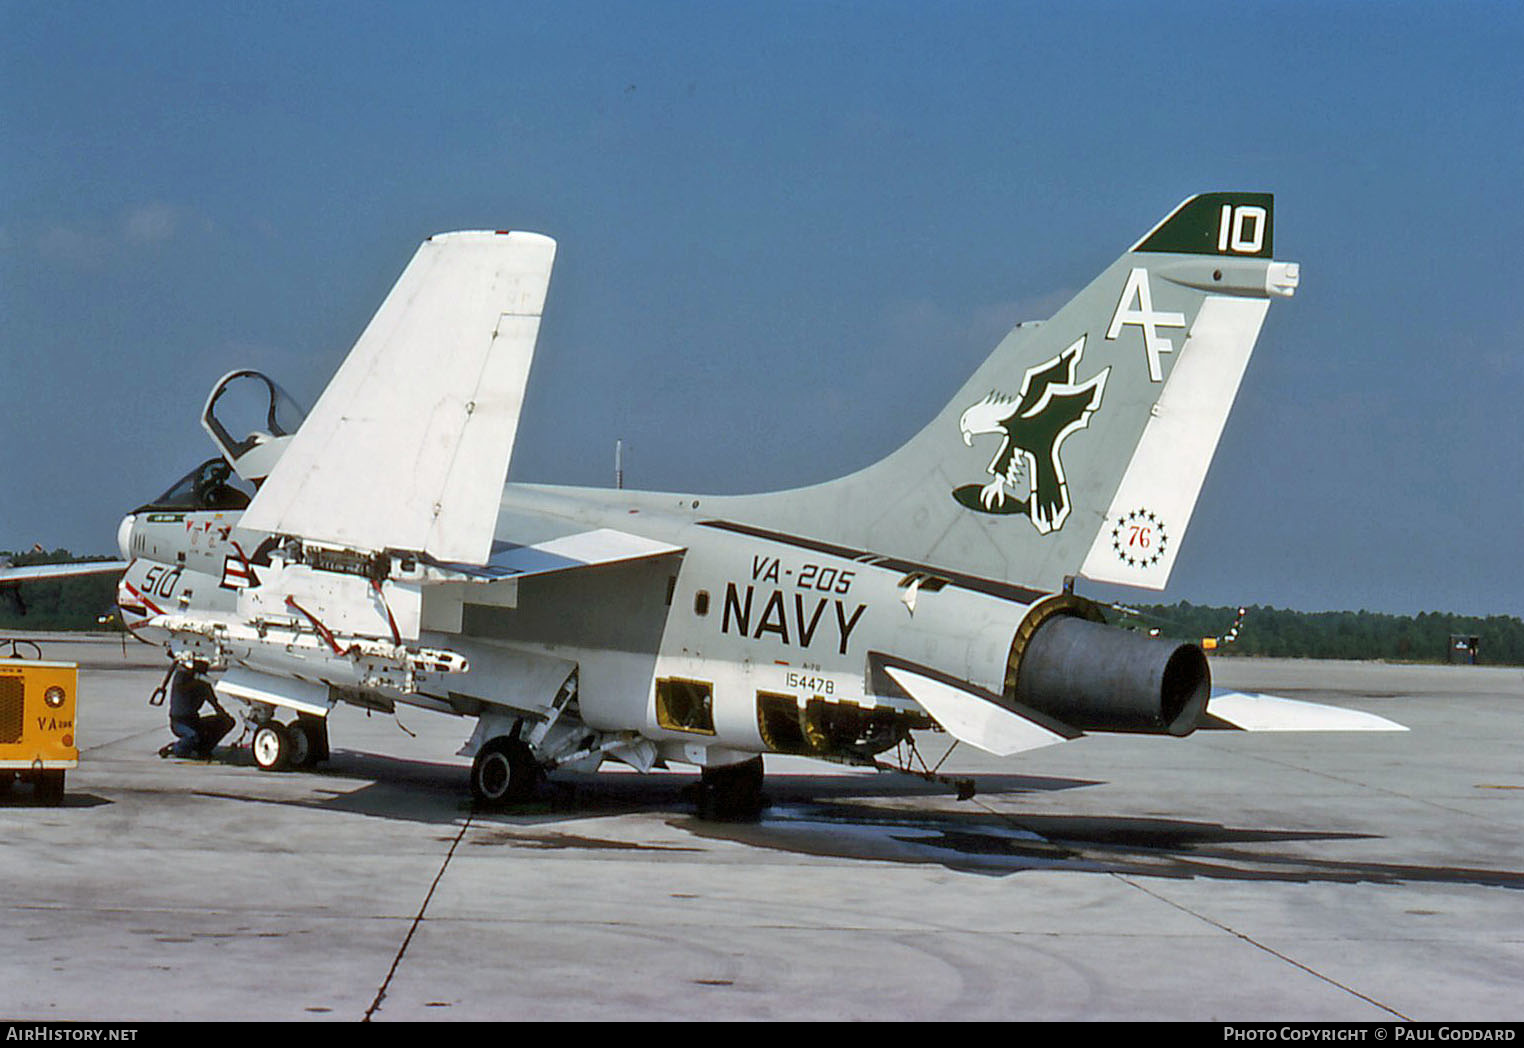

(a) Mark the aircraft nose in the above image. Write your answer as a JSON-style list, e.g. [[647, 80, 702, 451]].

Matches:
[[116, 514, 136, 561]]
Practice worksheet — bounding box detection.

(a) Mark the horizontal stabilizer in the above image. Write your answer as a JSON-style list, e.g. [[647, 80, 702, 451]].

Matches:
[[1202, 689, 1407, 732], [882, 662, 1080, 756], [240, 230, 557, 565]]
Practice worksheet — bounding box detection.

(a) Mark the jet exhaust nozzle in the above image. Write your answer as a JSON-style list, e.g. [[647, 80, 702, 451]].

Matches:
[[1010, 614, 1210, 736]]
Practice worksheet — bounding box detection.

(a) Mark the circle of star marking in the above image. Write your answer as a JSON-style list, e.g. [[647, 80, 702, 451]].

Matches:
[[1110, 507, 1169, 568]]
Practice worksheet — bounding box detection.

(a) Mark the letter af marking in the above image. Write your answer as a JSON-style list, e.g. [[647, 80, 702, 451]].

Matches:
[[1106, 267, 1185, 382]]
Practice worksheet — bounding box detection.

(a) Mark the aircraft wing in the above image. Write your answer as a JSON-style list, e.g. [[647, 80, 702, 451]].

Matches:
[[431, 527, 684, 582], [417, 521, 684, 635], [239, 231, 556, 566], [1201, 689, 1407, 732], [0, 560, 129, 584]]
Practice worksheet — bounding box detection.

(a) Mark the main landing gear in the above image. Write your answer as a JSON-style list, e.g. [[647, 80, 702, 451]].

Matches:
[[251, 715, 329, 772], [695, 756, 765, 821], [469, 736, 538, 808]]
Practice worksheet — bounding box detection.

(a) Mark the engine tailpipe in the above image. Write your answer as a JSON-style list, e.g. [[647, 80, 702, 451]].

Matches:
[[1010, 613, 1210, 736]]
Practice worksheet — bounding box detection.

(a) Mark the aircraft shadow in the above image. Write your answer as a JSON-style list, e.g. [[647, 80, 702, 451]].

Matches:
[[691, 799, 1524, 889], [551, 767, 1098, 809], [195, 744, 1100, 826], [190, 746, 473, 825], [182, 750, 1524, 892]]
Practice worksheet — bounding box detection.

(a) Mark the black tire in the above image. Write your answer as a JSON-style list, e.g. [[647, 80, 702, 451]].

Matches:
[[470, 737, 537, 808], [252, 724, 290, 771], [283, 720, 313, 769], [695, 756, 764, 821], [296, 714, 330, 764]]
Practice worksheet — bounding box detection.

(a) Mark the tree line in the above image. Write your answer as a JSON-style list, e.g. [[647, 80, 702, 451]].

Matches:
[[1113, 602, 1524, 666]]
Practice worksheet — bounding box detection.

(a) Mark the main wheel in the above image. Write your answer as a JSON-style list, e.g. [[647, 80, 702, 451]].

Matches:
[[470, 737, 537, 808], [252, 724, 291, 771], [695, 756, 765, 821]]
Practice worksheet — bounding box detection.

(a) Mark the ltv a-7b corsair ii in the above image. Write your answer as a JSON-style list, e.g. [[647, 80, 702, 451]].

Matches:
[[69, 194, 1404, 816]]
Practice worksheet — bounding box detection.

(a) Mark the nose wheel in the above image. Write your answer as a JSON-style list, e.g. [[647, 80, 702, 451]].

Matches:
[[251, 718, 326, 771], [252, 723, 295, 770]]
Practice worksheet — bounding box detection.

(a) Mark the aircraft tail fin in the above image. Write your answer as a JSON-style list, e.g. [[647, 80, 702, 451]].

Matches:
[[240, 231, 556, 565], [716, 193, 1298, 593]]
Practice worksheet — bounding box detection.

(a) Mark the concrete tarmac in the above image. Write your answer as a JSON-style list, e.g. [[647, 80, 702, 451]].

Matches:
[[1, 634, 1520, 1022]]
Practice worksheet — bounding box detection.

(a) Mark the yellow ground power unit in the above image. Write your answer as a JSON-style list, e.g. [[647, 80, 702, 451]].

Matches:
[[0, 654, 78, 805]]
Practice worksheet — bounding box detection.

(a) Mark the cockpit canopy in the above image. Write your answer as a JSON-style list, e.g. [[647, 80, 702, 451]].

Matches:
[[132, 370, 305, 516], [136, 457, 253, 513], [201, 370, 306, 483]]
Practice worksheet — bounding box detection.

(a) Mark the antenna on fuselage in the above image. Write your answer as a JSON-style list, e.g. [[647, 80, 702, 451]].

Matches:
[[615, 439, 625, 490]]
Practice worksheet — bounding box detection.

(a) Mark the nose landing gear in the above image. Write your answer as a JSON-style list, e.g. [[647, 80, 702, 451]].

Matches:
[[251, 716, 328, 771]]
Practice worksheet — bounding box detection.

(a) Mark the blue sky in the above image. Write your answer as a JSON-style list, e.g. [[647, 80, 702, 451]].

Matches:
[[3, 1, 1520, 615]]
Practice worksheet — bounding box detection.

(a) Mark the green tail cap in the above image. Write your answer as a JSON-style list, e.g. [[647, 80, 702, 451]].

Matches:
[[1135, 192, 1274, 258]]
